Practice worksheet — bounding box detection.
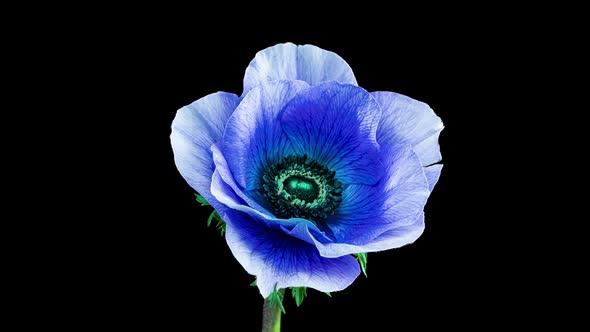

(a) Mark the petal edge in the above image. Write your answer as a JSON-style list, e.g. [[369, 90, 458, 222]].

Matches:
[[243, 43, 357, 96]]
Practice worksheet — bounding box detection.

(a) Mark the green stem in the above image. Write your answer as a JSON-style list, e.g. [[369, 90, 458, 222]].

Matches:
[[262, 289, 284, 332]]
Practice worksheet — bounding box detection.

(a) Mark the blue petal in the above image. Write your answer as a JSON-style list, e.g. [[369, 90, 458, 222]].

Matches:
[[170, 92, 240, 209], [212, 135, 360, 293], [242, 43, 357, 96], [210, 143, 326, 240], [305, 213, 425, 258], [281, 82, 383, 185], [323, 182, 390, 244], [322, 145, 429, 250], [379, 146, 430, 226], [372, 91, 443, 165], [424, 164, 443, 191], [210, 143, 274, 219], [223, 208, 360, 298], [222, 80, 309, 193]]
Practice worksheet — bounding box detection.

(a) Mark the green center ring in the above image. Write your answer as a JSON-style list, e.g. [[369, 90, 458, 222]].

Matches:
[[262, 155, 342, 221]]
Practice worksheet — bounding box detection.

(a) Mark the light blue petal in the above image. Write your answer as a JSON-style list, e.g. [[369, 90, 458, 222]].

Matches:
[[281, 82, 383, 185], [242, 43, 357, 96], [414, 133, 443, 166], [308, 213, 425, 258], [424, 164, 443, 191], [372, 91, 443, 165], [170, 92, 240, 208], [222, 80, 309, 192], [223, 208, 360, 298], [380, 146, 430, 227]]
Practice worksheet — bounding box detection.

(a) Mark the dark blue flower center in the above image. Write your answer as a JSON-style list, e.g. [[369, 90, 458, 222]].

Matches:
[[262, 155, 342, 221]]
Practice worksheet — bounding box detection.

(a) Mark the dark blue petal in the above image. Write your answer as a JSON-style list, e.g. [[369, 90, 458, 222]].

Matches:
[[372, 91, 443, 165], [243, 43, 357, 96], [170, 92, 240, 210], [223, 207, 360, 298], [311, 146, 430, 257], [281, 82, 384, 185], [324, 182, 390, 244], [222, 80, 309, 192]]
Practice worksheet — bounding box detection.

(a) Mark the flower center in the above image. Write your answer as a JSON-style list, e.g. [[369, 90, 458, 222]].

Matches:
[[284, 176, 319, 202], [262, 155, 342, 221]]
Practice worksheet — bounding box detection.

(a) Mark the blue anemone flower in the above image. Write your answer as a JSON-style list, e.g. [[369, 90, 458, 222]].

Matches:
[[171, 43, 443, 297]]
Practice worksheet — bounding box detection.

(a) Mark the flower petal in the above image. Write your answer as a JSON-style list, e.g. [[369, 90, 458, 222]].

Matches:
[[242, 43, 357, 96], [211, 143, 317, 234], [281, 82, 383, 185], [424, 164, 443, 191], [380, 146, 430, 227], [223, 208, 360, 298], [322, 182, 390, 244], [170, 92, 239, 207], [372, 91, 443, 165], [306, 213, 425, 258], [210, 154, 353, 295], [320, 145, 429, 251], [222, 80, 309, 192]]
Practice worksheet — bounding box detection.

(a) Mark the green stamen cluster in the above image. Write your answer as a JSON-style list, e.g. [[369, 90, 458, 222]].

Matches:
[[262, 155, 342, 221]]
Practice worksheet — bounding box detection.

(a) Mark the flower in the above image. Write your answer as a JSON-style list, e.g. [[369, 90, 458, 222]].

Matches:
[[171, 43, 443, 298]]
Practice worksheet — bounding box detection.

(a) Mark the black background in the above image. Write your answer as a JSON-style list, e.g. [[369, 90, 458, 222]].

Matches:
[[82, 22, 526, 331]]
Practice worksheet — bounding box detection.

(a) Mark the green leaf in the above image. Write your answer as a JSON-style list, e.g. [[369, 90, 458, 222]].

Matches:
[[250, 280, 257, 287], [215, 215, 226, 236], [291, 287, 307, 307], [206, 210, 216, 227], [324, 292, 332, 297], [195, 193, 210, 206], [205, 210, 226, 236], [195, 193, 226, 236], [268, 284, 286, 314], [355, 253, 368, 277]]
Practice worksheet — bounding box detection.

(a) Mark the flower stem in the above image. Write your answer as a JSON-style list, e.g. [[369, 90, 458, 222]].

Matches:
[[262, 289, 284, 332]]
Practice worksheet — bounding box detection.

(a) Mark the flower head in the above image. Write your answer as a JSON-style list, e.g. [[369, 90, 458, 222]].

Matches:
[[171, 43, 443, 297]]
